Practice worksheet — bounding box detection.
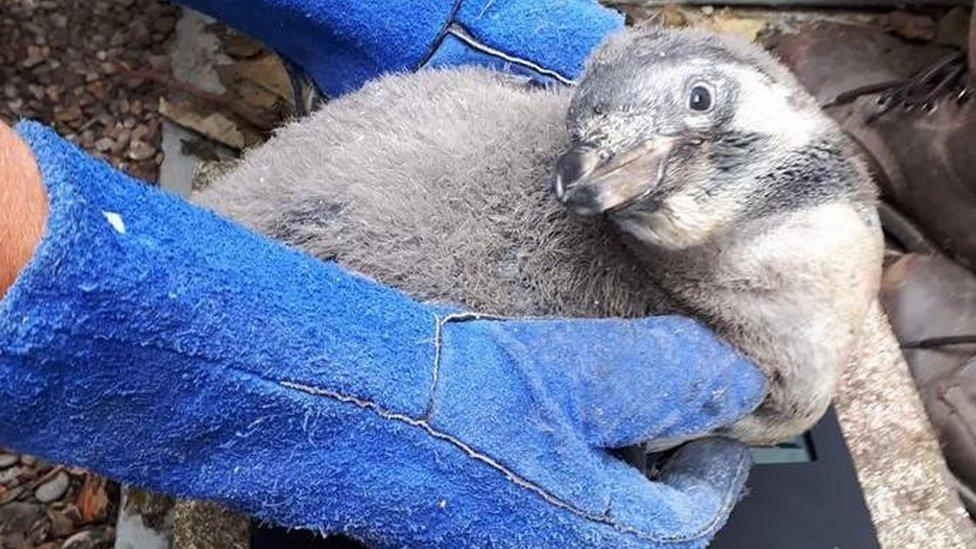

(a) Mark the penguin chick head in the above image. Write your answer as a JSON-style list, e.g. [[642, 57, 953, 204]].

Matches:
[[554, 28, 851, 249]]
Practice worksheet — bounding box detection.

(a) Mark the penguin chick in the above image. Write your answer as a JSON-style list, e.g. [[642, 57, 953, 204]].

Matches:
[[552, 29, 884, 442], [197, 28, 883, 445]]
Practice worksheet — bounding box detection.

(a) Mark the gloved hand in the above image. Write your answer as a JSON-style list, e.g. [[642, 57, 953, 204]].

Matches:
[[176, 0, 623, 96], [0, 123, 765, 547]]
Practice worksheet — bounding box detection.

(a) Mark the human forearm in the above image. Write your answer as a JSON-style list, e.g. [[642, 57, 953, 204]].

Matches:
[[0, 121, 47, 298]]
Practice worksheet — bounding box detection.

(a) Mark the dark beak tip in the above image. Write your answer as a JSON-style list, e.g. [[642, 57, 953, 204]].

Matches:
[[558, 184, 604, 217], [553, 144, 601, 194]]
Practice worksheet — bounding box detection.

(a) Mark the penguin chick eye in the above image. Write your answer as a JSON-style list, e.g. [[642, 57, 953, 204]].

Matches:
[[688, 84, 713, 112]]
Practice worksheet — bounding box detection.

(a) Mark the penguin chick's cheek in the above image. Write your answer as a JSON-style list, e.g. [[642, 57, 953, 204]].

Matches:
[[554, 137, 676, 216], [611, 189, 746, 250]]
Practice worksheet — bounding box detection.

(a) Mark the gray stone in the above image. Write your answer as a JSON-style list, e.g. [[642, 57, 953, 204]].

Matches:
[[127, 140, 156, 161], [0, 501, 41, 533], [94, 137, 114, 152], [0, 453, 18, 468], [0, 466, 23, 485], [35, 471, 70, 503], [62, 530, 96, 549]]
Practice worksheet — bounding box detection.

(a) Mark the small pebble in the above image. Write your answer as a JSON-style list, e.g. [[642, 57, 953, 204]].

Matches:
[[0, 485, 25, 505], [49, 508, 76, 537], [127, 139, 156, 161], [62, 504, 83, 524], [61, 530, 95, 549], [0, 453, 18, 468], [0, 466, 23, 485], [35, 471, 70, 503], [94, 136, 114, 152]]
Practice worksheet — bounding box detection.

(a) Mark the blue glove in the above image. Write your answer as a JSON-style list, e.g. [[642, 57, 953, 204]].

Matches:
[[176, 0, 623, 96], [0, 123, 765, 547]]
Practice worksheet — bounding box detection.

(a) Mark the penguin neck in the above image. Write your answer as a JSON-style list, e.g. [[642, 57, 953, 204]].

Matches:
[[626, 198, 882, 441], [740, 136, 868, 221]]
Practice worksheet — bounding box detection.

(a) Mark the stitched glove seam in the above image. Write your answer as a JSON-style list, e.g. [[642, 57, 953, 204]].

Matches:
[[281, 375, 750, 544], [412, 0, 465, 71], [424, 311, 506, 418], [423, 21, 575, 85], [76, 321, 744, 544], [23, 282, 751, 543]]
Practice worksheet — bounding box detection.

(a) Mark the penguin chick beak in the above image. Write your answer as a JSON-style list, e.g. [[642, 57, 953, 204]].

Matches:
[[553, 136, 676, 216]]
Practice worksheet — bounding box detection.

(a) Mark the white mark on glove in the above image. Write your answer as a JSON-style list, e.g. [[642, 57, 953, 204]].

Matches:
[[102, 211, 126, 234]]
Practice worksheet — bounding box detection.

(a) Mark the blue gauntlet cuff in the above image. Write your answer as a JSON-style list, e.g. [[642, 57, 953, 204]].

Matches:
[[3, 121, 440, 417]]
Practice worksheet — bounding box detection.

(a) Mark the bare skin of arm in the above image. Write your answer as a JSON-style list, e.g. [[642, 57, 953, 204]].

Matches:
[[0, 121, 48, 298]]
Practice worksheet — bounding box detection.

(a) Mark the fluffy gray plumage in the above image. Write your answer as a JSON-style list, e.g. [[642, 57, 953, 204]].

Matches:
[[196, 28, 883, 444]]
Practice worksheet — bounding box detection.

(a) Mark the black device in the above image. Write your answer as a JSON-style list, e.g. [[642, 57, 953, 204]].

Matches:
[[711, 407, 879, 548], [253, 406, 878, 548]]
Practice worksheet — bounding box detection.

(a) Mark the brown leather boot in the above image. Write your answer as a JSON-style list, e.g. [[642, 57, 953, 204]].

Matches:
[[769, 22, 976, 271], [772, 21, 976, 514], [881, 252, 976, 515]]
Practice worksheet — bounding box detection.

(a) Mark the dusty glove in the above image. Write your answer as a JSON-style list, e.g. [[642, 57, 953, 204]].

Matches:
[[176, 0, 623, 96], [0, 122, 765, 547]]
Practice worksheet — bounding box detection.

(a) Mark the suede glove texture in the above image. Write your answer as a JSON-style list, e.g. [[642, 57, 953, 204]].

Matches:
[[175, 0, 623, 96], [0, 123, 766, 547]]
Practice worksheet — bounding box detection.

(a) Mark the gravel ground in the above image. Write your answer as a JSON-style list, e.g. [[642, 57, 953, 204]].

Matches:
[[0, 0, 178, 182], [0, 1, 177, 548], [0, 452, 116, 549]]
